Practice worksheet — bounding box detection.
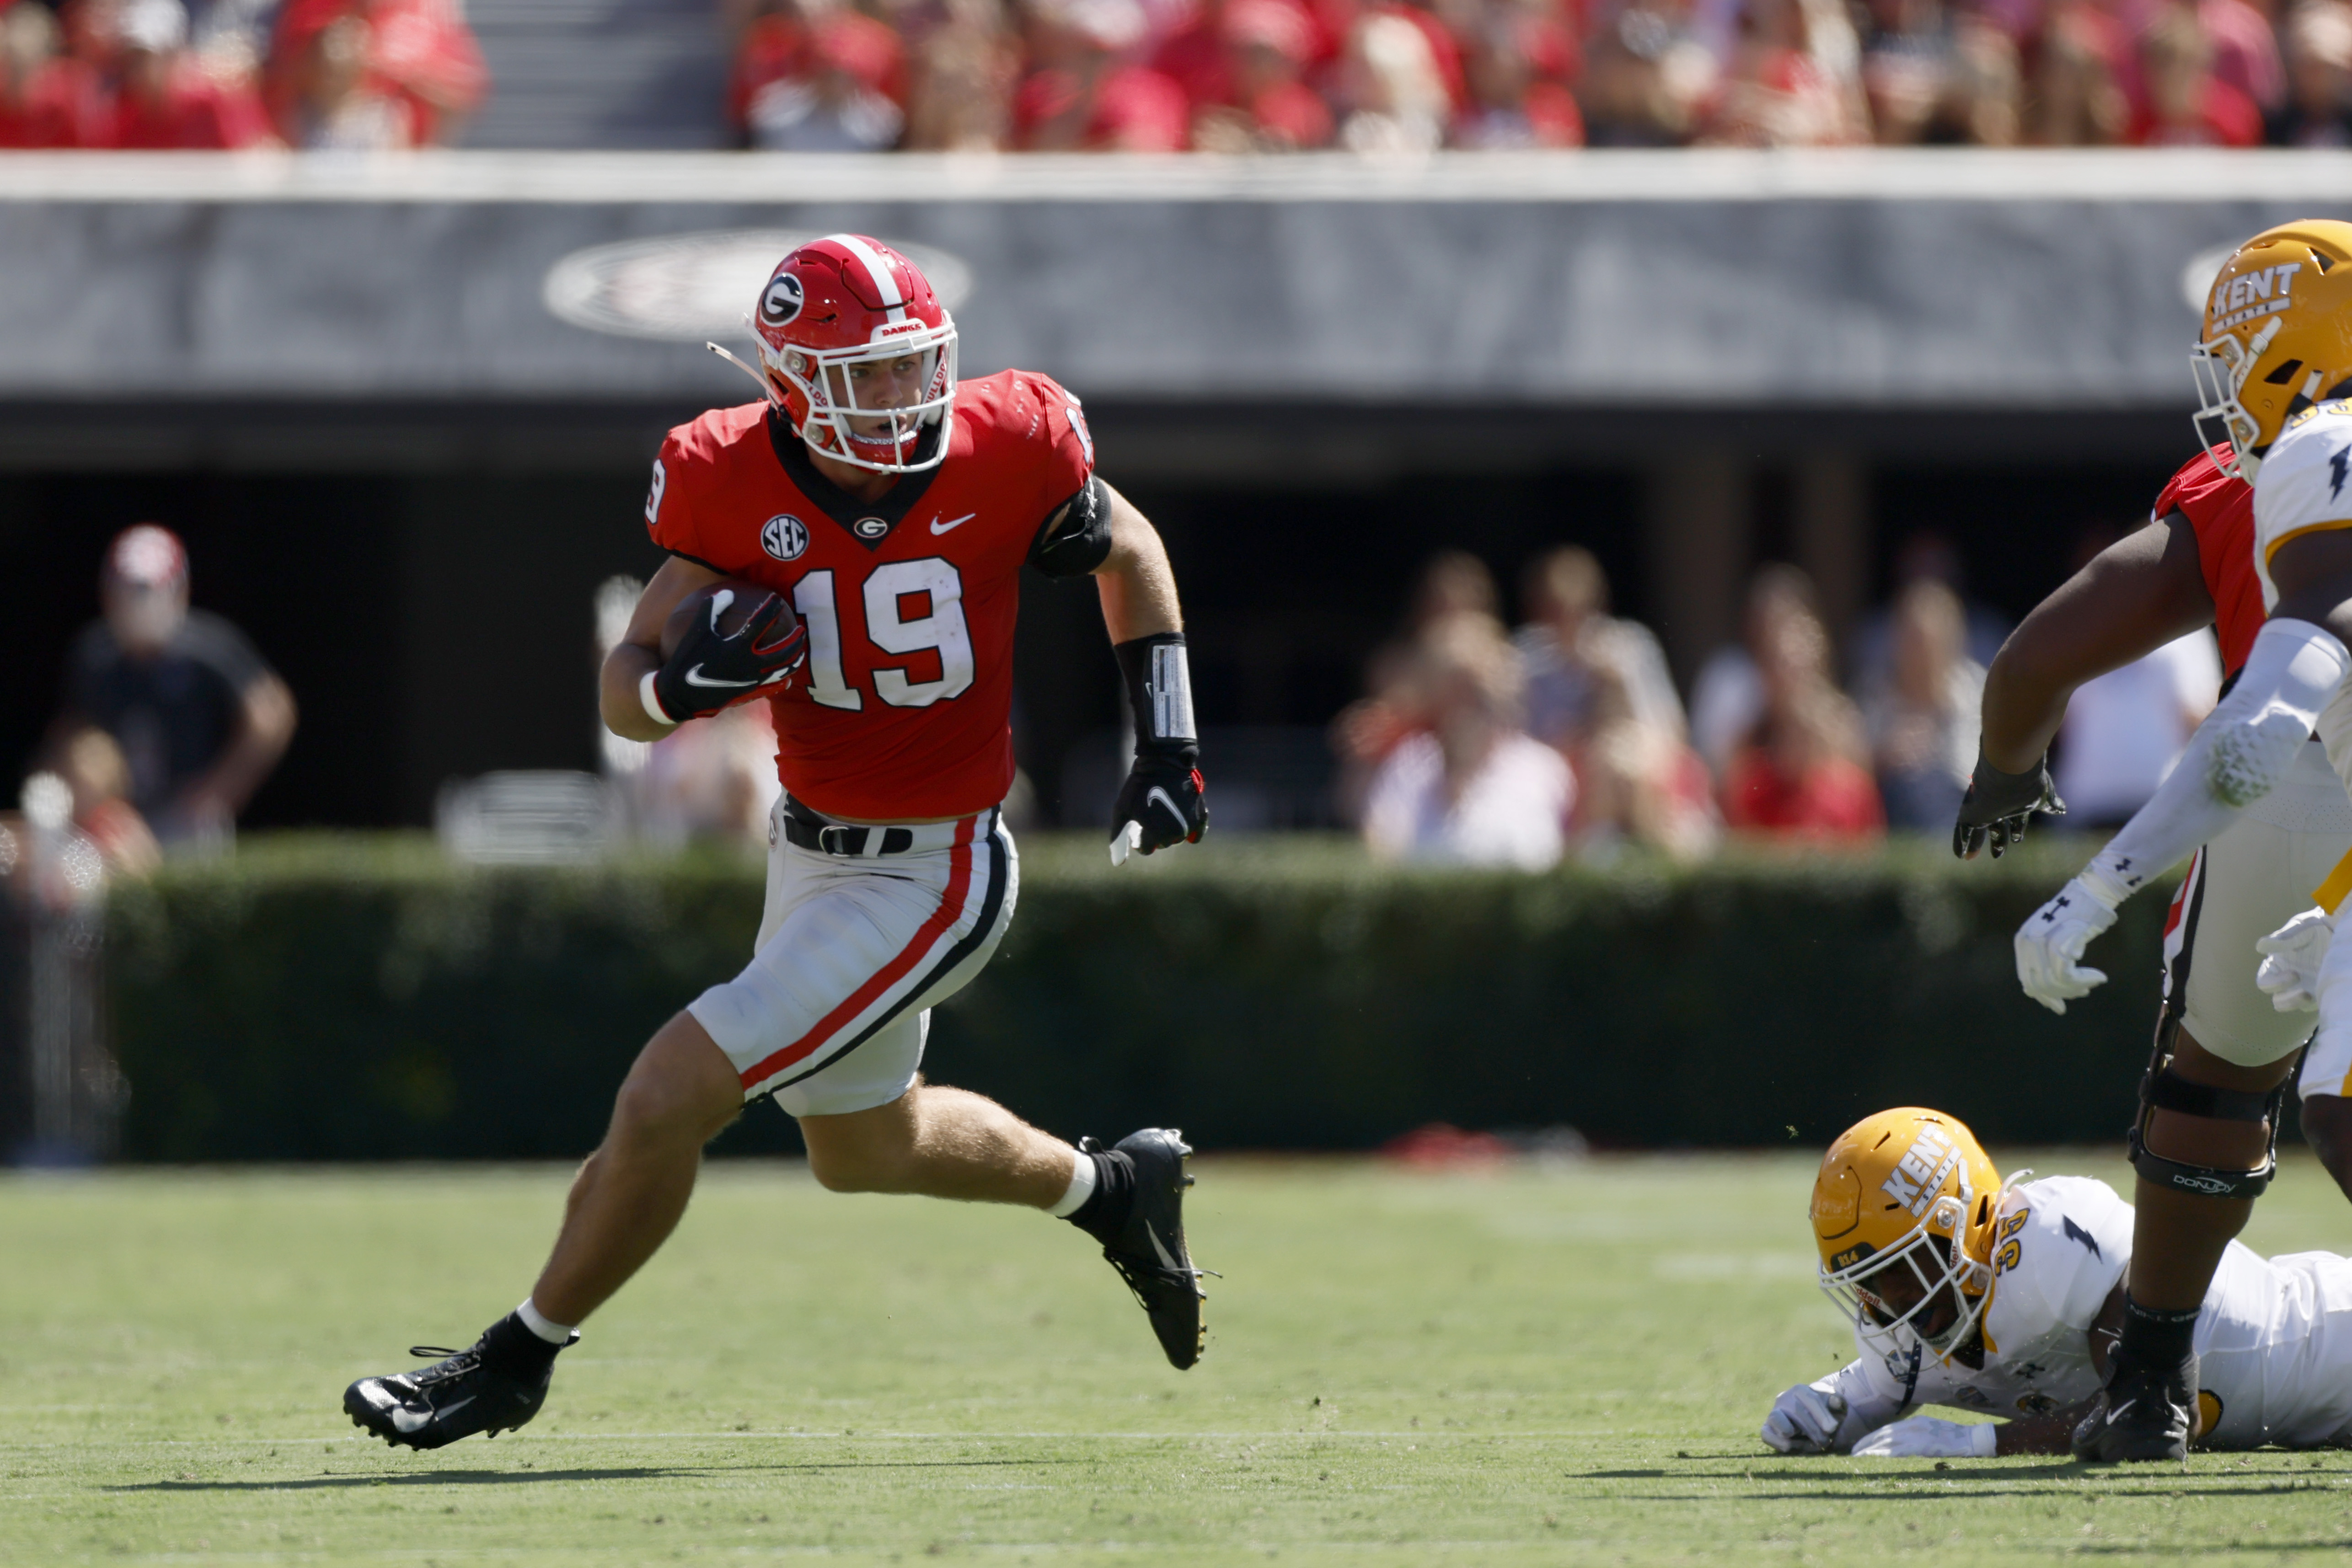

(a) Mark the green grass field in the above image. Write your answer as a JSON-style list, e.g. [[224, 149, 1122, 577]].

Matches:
[[9, 1152, 2352, 1565]]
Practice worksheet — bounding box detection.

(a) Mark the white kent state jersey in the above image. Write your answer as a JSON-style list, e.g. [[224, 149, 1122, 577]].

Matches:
[[2254, 402, 2352, 614], [2250, 403, 2352, 797], [1815, 1177, 2352, 1450]]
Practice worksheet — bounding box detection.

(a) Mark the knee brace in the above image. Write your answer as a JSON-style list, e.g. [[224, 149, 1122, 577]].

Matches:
[[2126, 1012, 2297, 1200]]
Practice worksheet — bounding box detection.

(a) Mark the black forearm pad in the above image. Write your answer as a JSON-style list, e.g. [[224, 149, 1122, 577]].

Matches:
[[1114, 632, 1196, 750]]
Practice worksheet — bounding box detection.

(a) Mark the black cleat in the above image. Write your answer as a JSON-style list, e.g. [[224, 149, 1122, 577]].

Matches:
[[343, 1314, 572, 1451], [1089, 1128, 1211, 1370], [2072, 1350, 2196, 1463]]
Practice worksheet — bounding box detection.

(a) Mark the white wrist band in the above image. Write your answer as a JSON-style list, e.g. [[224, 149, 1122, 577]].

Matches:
[[639, 669, 677, 728], [1150, 642, 1197, 743]]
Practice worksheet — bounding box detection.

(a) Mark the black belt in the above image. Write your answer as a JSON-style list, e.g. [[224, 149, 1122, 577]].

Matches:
[[781, 798, 918, 857]]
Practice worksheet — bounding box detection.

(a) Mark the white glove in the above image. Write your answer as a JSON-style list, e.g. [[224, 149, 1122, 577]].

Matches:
[[1760, 1383, 1847, 1454], [2257, 907, 2335, 1013], [2015, 874, 2123, 1015], [1850, 1416, 1998, 1459]]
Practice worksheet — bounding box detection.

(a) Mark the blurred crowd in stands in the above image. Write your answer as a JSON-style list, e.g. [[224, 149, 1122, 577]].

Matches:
[[11, 0, 2352, 151], [1338, 529, 2221, 871], [727, 0, 2352, 152], [0, 0, 483, 148]]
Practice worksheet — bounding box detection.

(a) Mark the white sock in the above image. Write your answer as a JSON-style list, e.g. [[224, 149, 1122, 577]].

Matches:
[[516, 1297, 576, 1345], [1048, 1147, 1096, 1218]]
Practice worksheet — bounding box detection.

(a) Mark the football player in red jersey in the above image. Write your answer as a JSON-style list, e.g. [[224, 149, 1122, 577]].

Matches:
[[1956, 442, 2352, 1459], [344, 235, 1213, 1451]]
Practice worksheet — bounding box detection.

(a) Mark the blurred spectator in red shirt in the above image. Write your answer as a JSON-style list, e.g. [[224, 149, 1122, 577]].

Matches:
[[105, 0, 274, 146], [2197, 0, 2286, 114], [273, 8, 418, 144], [2131, 0, 2262, 144], [2025, 0, 2129, 142], [1337, 9, 1450, 150], [1699, 0, 1870, 144], [2267, 0, 2352, 143], [1189, 0, 1334, 147], [268, 0, 485, 148], [1577, 0, 1720, 143], [728, 0, 807, 134], [1454, 7, 1583, 144], [1017, 0, 1189, 149], [1720, 608, 1883, 842], [1153, 0, 1238, 102], [743, 10, 905, 148], [0, 1, 108, 145], [904, 0, 1021, 148], [363, 0, 485, 139]]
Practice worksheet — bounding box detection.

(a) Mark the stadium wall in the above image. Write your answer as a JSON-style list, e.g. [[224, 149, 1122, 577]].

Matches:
[[0, 150, 2339, 416], [100, 836, 2175, 1161]]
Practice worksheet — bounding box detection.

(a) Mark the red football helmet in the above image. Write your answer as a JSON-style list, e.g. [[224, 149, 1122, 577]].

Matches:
[[749, 234, 958, 475]]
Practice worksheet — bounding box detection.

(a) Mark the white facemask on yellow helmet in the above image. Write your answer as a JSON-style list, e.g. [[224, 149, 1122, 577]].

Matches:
[[1811, 1108, 2005, 1365], [2193, 219, 2352, 481]]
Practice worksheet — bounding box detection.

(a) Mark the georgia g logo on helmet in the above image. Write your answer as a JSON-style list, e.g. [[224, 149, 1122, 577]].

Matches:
[[740, 235, 961, 478], [761, 273, 804, 327]]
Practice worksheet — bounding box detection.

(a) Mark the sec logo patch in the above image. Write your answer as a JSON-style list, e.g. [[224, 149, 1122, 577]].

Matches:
[[761, 514, 809, 561], [854, 517, 889, 540]]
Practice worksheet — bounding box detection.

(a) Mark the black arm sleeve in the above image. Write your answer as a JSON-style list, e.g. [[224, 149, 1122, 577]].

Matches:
[[1026, 474, 1114, 578]]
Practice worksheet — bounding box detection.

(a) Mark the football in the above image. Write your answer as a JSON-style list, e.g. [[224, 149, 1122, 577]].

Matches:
[[660, 577, 791, 661]]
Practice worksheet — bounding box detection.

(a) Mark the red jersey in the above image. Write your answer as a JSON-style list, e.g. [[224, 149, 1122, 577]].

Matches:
[[2152, 447, 2264, 677], [647, 369, 1095, 820]]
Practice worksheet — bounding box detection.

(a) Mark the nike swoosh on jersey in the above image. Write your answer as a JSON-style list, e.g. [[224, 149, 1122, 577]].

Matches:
[[683, 666, 759, 688], [930, 512, 977, 535]]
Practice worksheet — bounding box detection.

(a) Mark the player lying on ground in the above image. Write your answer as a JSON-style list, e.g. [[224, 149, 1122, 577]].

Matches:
[[1762, 1108, 2352, 1458], [1955, 352, 2352, 1466], [344, 236, 1214, 1451], [2007, 219, 2352, 1461]]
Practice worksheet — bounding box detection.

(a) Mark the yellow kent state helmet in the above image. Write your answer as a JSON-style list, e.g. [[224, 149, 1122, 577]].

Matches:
[[2193, 219, 2352, 480], [1811, 1108, 2004, 1362]]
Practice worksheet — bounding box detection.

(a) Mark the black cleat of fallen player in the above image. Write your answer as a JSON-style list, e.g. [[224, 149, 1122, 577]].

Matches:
[[1085, 1128, 1211, 1370], [2072, 1349, 2197, 1462], [343, 1313, 574, 1451]]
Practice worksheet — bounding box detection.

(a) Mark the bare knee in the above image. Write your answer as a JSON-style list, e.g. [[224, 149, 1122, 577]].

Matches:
[[607, 1014, 742, 1152]]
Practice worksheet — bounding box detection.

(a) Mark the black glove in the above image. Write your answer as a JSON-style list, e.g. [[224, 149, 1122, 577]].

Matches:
[[1110, 633, 1207, 862], [652, 589, 808, 723], [1952, 745, 2065, 860], [1114, 744, 1208, 859]]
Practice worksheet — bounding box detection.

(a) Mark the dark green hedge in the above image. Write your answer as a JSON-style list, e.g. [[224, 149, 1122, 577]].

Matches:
[[103, 833, 2182, 1161]]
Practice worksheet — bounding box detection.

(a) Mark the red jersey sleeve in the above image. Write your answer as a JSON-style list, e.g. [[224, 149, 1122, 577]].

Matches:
[[2152, 447, 2263, 677], [644, 406, 763, 575], [1007, 369, 1097, 522]]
